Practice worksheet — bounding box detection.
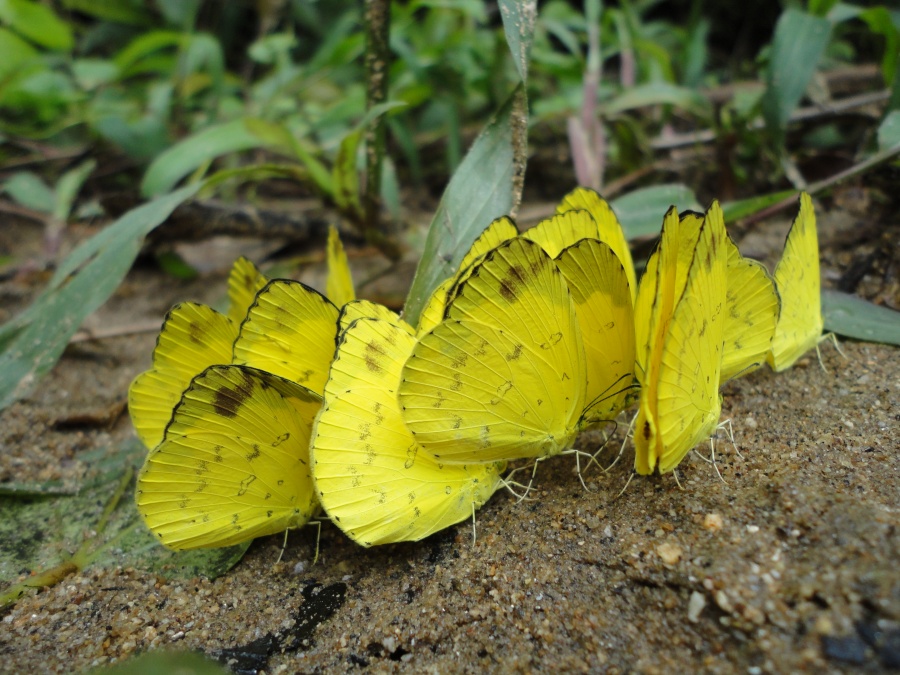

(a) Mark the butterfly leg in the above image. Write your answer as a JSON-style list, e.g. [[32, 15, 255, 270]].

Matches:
[[613, 470, 635, 501], [816, 332, 845, 372]]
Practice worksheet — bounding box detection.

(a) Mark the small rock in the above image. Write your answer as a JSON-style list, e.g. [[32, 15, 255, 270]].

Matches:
[[703, 513, 724, 531], [656, 542, 683, 565], [382, 636, 397, 653], [687, 592, 706, 623]]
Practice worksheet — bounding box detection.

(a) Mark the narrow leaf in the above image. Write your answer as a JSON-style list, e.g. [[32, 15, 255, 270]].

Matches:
[[141, 120, 266, 197], [721, 189, 796, 222], [403, 87, 523, 325], [761, 9, 832, 144], [499, 0, 537, 82], [603, 82, 711, 117], [0, 185, 200, 410], [822, 290, 900, 346], [2, 171, 54, 213]]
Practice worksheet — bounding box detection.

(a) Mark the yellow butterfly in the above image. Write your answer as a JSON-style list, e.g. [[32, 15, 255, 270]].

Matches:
[[311, 316, 506, 546], [136, 365, 322, 549], [326, 224, 356, 308], [633, 208, 702, 392], [226, 256, 270, 323], [400, 237, 587, 463], [556, 187, 637, 302], [232, 280, 340, 395], [417, 216, 519, 337], [767, 193, 824, 371], [634, 201, 727, 475], [555, 237, 635, 421], [721, 234, 781, 381], [129, 258, 268, 449]]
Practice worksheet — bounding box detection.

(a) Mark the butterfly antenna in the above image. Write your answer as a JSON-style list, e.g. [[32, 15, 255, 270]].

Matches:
[[470, 502, 477, 547], [672, 470, 684, 491]]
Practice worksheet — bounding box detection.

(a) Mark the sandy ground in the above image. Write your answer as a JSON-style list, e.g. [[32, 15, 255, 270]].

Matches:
[[0, 197, 897, 674]]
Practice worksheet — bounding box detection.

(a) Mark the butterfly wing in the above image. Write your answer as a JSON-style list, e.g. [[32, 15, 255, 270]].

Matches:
[[400, 238, 586, 463], [721, 235, 781, 382], [555, 238, 635, 421], [556, 187, 637, 302], [129, 303, 236, 449], [521, 210, 599, 258], [232, 279, 339, 394], [227, 257, 268, 324], [312, 318, 505, 547], [326, 225, 356, 307], [136, 365, 322, 549], [652, 203, 727, 474], [338, 299, 412, 337], [422, 216, 520, 333], [767, 193, 823, 371]]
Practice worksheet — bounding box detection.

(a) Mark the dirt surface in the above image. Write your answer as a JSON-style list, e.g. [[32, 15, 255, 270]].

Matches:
[[0, 196, 898, 674]]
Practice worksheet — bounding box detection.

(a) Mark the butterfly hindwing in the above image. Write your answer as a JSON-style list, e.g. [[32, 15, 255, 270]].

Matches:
[[556, 187, 637, 302], [555, 238, 635, 421], [721, 235, 781, 381], [312, 317, 505, 547], [767, 193, 823, 371], [136, 365, 322, 549]]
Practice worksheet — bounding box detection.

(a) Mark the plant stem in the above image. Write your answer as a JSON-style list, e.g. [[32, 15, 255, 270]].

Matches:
[[363, 0, 391, 241]]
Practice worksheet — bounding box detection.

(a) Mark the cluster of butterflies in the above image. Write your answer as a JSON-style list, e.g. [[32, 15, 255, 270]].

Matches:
[[131, 189, 826, 551]]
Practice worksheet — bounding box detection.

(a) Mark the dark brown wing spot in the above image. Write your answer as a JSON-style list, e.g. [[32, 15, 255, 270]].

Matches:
[[188, 322, 205, 344], [213, 371, 255, 418]]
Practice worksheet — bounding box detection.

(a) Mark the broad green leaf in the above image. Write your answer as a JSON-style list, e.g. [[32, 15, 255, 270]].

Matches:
[[722, 189, 797, 222], [87, 651, 230, 675], [0, 27, 37, 80], [610, 184, 701, 239], [2, 171, 54, 213], [0, 0, 73, 51], [403, 86, 524, 325], [822, 290, 900, 346], [53, 159, 96, 222], [0, 185, 200, 410], [60, 0, 154, 25], [141, 120, 266, 197], [878, 111, 900, 151], [761, 9, 831, 144], [499, 0, 537, 82]]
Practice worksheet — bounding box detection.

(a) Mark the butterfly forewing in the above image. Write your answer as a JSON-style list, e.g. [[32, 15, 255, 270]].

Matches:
[[400, 238, 586, 463], [233, 279, 340, 394], [129, 302, 236, 450]]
